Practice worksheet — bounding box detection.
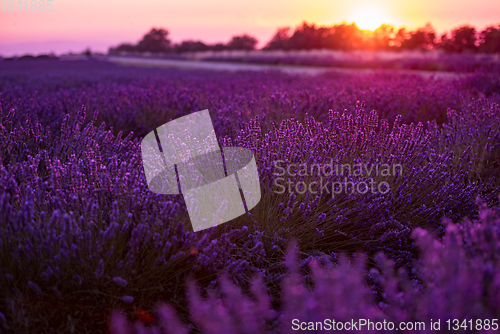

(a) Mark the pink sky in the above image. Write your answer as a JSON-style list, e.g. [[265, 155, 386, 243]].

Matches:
[[1, 0, 499, 56]]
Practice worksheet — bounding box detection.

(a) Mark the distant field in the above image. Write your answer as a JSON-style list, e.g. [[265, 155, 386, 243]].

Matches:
[[110, 49, 500, 73], [106, 55, 466, 79]]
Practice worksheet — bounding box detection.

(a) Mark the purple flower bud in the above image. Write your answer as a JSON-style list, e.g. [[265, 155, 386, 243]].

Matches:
[[122, 295, 134, 303], [113, 277, 128, 287], [95, 259, 104, 278], [28, 281, 42, 295]]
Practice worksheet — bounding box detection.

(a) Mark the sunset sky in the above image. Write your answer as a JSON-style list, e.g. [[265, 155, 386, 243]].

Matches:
[[1, 0, 499, 56]]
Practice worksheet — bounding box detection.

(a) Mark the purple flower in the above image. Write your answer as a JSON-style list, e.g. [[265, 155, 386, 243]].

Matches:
[[95, 259, 105, 278], [122, 296, 134, 303], [28, 281, 42, 295], [113, 277, 128, 287]]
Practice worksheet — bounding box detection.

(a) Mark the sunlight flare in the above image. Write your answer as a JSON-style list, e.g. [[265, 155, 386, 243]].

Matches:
[[350, 5, 391, 31]]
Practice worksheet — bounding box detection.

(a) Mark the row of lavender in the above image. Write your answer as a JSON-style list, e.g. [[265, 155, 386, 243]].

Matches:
[[200, 52, 500, 73], [110, 98, 500, 333], [0, 60, 499, 332], [110, 199, 500, 333], [2, 59, 498, 135]]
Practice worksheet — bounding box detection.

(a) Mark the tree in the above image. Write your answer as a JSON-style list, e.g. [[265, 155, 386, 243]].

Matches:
[[211, 43, 227, 51], [82, 48, 92, 57], [439, 33, 454, 52], [108, 43, 136, 55], [441, 25, 477, 52], [372, 24, 395, 50], [401, 24, 436, 50], [330, 23, 362, 50], [478, 25, 500, 53], [286, 22, 329, 50], [136, 28, 171, 53], [264, 27, 291, 50], [394, 28, 409, 49], [226, 34, 258, 50], [175, 41, 209, 53]]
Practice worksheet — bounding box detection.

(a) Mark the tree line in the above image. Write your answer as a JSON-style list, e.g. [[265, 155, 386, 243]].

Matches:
[[109, 28, 258, 54], [108, 22, 500, 55]]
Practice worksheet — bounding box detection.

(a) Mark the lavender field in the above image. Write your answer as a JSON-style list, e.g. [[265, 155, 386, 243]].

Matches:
[[0, 58, 499, 333]]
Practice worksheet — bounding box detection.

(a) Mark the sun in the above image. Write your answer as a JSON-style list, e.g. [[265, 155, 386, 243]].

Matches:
[[350, 6, 390, 31]]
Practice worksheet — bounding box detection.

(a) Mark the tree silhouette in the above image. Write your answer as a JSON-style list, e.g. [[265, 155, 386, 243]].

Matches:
[[401, 24, 436, 50], [441, 25, 477, 52], [108, 43, 136, 54], [332, 23, 362, 50], [136, 28, 171, 53], [264, 27, 291, 50], [226, 34, 258, 50], [371, 24, 395, 50], [107, 23, 500, 55], [212, 43, 227, 51], [287, 22, 328, 50], [479, 25, 500, 53], [175, 40, 209, 53]]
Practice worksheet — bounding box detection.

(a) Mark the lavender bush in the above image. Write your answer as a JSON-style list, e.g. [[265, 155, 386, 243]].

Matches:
[[0, 59, 478, 133], [0, 59, 499, 333], [109, 198, 500, 334], [224, 100, 498, 266], [0, 106, 270, 332]]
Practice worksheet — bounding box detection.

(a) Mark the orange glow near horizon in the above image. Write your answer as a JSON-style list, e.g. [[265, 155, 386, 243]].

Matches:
[[348, 5, 393, 31], [0, 0, 499, 56]]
